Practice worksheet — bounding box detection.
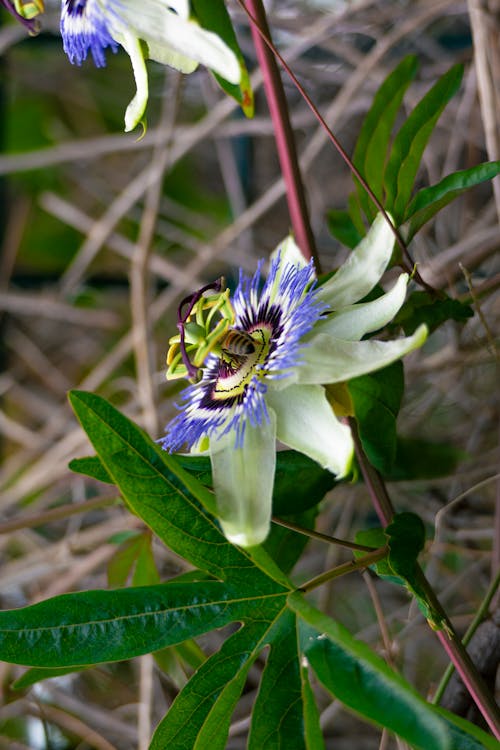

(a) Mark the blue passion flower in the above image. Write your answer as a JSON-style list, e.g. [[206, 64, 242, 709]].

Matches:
[[60, 0, 241, 131], [161, 214, 428, 547]]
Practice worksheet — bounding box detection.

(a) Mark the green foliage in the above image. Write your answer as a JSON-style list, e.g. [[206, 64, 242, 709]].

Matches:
[[384, 64, 463, 222], [402, 161, 500, 241], [191, 0, 254, 116], [326, 208, 363, 248], [349, 361, 404, 474], [353, 54, 419, 221], [393, 291, 474, 335], [0, 393, 492, 749], [328, 56, 498, 283], [69, 455, 113, 483], [356, 513, 447, 631]]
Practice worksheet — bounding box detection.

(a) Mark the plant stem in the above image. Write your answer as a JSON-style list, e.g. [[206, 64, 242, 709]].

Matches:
[[272, 515, 377, 551], [299, 546, 388, 594], [245, 0, 320, 272], [432, 568, 500, 705], [350, 418, 500, 738]]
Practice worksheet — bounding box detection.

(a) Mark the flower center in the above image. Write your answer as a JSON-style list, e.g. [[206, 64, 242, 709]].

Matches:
[[211, 325, 272, 402]]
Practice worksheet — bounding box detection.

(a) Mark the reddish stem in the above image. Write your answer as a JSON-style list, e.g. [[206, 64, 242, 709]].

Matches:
[[245, 0, 320, 272], [350, 419, 500, 738]]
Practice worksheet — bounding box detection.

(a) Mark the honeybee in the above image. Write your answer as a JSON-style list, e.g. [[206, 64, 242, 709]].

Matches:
[[222, 329, 256, 359]]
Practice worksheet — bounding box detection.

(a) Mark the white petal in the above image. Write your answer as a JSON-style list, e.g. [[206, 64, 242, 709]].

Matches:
[[312, 274, 408, 341], [317, 213, 395, 308], [291, 324, 428, 385], [271, 234, 308, 270], [163, 0, 189, 19], [147, 40, 198, 73], [119, 0, 241, 84], [267, 384, 353, 478], [115, 30, 149, 132], [210, 413, 277, 547]]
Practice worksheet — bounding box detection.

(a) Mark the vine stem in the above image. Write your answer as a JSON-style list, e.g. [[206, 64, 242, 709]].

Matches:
[[240, 0, 434, 291], [350, 419, 500, 739], [272, 515, 376, 552], [299, 547, 388, 594], [245, 0, 320, 273]]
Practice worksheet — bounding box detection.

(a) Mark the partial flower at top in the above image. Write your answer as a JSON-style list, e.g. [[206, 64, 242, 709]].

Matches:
[[60, 0, 241, 131], [161, 214, 428, 547]]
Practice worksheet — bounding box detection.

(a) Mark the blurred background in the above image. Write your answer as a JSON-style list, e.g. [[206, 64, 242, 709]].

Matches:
[[0, 1, 498, 748]]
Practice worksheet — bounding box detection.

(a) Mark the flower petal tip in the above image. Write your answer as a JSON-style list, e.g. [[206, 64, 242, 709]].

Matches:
[[221, 523, 269, 548]]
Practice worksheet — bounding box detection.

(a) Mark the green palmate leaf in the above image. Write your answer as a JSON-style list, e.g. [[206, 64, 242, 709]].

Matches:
[[402, 161, 500, 240], [353, 55, 419, 221], [68, 390, 285, 589], [349, 361, 404, 474], [150, 621, 270, 750], [191, 0, 254, 116], [291, 593, 485, 750], [248, 609, 319, 750], [384, 64, 463, 222], [393, 291, 473, 335], [0, 581, 285, 668]]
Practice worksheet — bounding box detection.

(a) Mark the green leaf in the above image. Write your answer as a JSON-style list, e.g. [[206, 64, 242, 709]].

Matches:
[[68, 455, 113, 483], [292, 593, 453, 750], [434, 706, 500, 750], [0, 581, 285, 668], [386, 512, 425, 582], [191, 0, 254, 116], [132, 533, 161, 587], [387, 437, 465, 481], [393, 291, 473, 335], [150, 621, 272, 750], [107, 532, 147, 587], [300, 655, 326, 750], [326, 208, 363, 249], [272, 451, 336, 515], [349, 361, 404, 474], [357, 515, 446, 630], [68, 390, 282, 590], [402, 161, 500, 240], [385, 64, 464, 222], [353, 55, 419, 220], [249, 609, 317, 750]]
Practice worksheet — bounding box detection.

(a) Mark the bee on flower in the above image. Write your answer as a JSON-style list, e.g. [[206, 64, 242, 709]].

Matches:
[[161, 215, 428, 548], [59, 0, 241, 131]]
